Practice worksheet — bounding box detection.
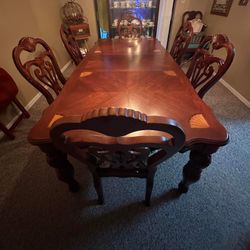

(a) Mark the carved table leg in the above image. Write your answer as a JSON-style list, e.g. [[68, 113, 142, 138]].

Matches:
[[178, 145, 219, 194], [39, 144, 80, 192]]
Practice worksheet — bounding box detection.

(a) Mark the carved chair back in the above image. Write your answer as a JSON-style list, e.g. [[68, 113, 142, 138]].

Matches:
[[13, 37, 66, 105], [60, 25, 83, 66], [117, 14, 143, 39], [170, 22, 194, 65], [186, 34, 235, 98], [182, 11, 203, 26], [50, 107, 185, 206]]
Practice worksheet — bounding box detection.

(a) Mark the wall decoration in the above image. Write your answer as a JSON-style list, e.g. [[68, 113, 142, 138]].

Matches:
[[239, 0, 249, 5], [210, 0, 234, 16]]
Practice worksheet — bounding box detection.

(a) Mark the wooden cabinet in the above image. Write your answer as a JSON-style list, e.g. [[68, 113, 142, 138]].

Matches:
[[95, 0, 160, 39]]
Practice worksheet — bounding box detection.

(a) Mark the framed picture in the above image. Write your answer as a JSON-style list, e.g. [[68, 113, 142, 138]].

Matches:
[[210, 0, 234, 16], [239, 0, 249, 5]]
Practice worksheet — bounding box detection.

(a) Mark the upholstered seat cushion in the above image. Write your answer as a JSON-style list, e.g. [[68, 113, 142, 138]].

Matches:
[[0, 68, 18, 111]]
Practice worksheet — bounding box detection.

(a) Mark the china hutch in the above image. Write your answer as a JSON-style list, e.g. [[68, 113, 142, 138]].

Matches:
[[94, 0, 160, 39]]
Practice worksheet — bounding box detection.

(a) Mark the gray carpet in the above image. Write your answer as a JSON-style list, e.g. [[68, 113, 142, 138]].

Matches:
[[0, 83, 249, 250]]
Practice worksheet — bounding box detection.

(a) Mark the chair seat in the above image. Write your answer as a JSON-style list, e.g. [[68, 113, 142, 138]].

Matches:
[[188, 43, 200, 49], [0, 67, 30, 140], [0, 69, 18, 110]]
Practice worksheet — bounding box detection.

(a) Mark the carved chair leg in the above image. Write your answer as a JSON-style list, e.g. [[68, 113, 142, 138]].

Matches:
[[92, 172, 104, 205], [39, 144, 80, 192], [178, 145, 219, 193], [145, 170, 156, 206], [0, 122, 15, 140], [13, 97, 30, 118]]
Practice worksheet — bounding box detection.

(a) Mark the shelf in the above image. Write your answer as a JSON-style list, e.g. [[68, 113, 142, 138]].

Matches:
[[110, 7, 157, 9], [111, 25, 155, 28]]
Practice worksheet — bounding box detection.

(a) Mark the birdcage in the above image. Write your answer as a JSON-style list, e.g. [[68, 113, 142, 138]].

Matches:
[[61, 0, 84, 25]]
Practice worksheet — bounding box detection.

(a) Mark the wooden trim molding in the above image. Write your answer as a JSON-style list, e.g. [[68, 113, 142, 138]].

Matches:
[[219, 78, 250, 108]]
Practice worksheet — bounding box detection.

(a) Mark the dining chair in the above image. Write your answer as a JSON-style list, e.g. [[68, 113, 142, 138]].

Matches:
[[117, 14, 143, 39], [186, 34, 235, 98], [60, 24, 84, 66], [12, 37, 66, 105], [181, 11, 207, 54], [0, 67, 30, 140], [50, 107, 185, 206], [170, 21, 194, 65]]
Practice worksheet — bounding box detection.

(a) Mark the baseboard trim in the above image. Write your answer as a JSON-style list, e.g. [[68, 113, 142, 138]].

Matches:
[[219, 78, 250, 108], [61, 60, 73, 73], [25, 92, 43, 111], [0, 60, 72, 139]]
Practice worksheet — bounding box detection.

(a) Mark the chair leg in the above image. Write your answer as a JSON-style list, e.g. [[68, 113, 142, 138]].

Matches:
[[13, 97, 30, 118], [0, 122, 15, 140], [92, 172, 104, 204], [145, 170, 156, 206]]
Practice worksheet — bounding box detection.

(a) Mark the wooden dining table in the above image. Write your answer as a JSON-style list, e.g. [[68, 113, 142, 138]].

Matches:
[[28, 38, 228, 193]]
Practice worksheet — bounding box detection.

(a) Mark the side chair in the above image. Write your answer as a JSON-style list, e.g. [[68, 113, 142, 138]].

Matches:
[[170, 21, 194, 65], [186, 34, 235, 98], [50, 107, 185, 206], [60, 24, 84, 66], [13, 37, 66, 105], [0, 67, 30, 140]]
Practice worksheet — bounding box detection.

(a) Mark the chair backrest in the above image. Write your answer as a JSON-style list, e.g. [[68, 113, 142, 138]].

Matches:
[[13, 37, 66, 104], [186, 34, 235, 98], [170, 22, 194, 65], [50, 107, 185, 175], [117, 14, 142, 39], [60, 24, 83, 66], [0, 68, 18, 110], [182, 11, 203, 26]]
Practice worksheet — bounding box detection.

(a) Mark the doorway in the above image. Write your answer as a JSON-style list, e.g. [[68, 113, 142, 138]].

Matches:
[[156, 0, 176, 49]]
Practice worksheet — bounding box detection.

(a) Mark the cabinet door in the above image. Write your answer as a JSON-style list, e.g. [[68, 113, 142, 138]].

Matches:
[[95, 0, 160, 39]]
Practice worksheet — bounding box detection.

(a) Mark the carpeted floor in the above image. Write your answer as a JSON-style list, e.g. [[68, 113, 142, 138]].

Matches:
[[0, 83, 249, 250]]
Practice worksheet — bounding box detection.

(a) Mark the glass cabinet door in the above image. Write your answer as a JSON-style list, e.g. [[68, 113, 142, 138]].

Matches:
[[95, 0, 160, 39]]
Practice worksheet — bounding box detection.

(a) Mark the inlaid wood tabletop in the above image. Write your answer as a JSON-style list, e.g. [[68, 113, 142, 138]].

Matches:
[[28, 39, 228, 149]]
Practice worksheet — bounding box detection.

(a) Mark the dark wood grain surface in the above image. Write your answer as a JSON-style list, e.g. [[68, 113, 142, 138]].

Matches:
[[28, 39, 228, 149]]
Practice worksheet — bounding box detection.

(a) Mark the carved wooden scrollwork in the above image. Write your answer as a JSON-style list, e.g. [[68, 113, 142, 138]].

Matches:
[[88, 146, 151, 170], [186, 34, 235, 98], [187, 52, 222, 89], [170, 22, 194, 65], [60, 25, 83, 66], [13, 37, 66, 104]]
